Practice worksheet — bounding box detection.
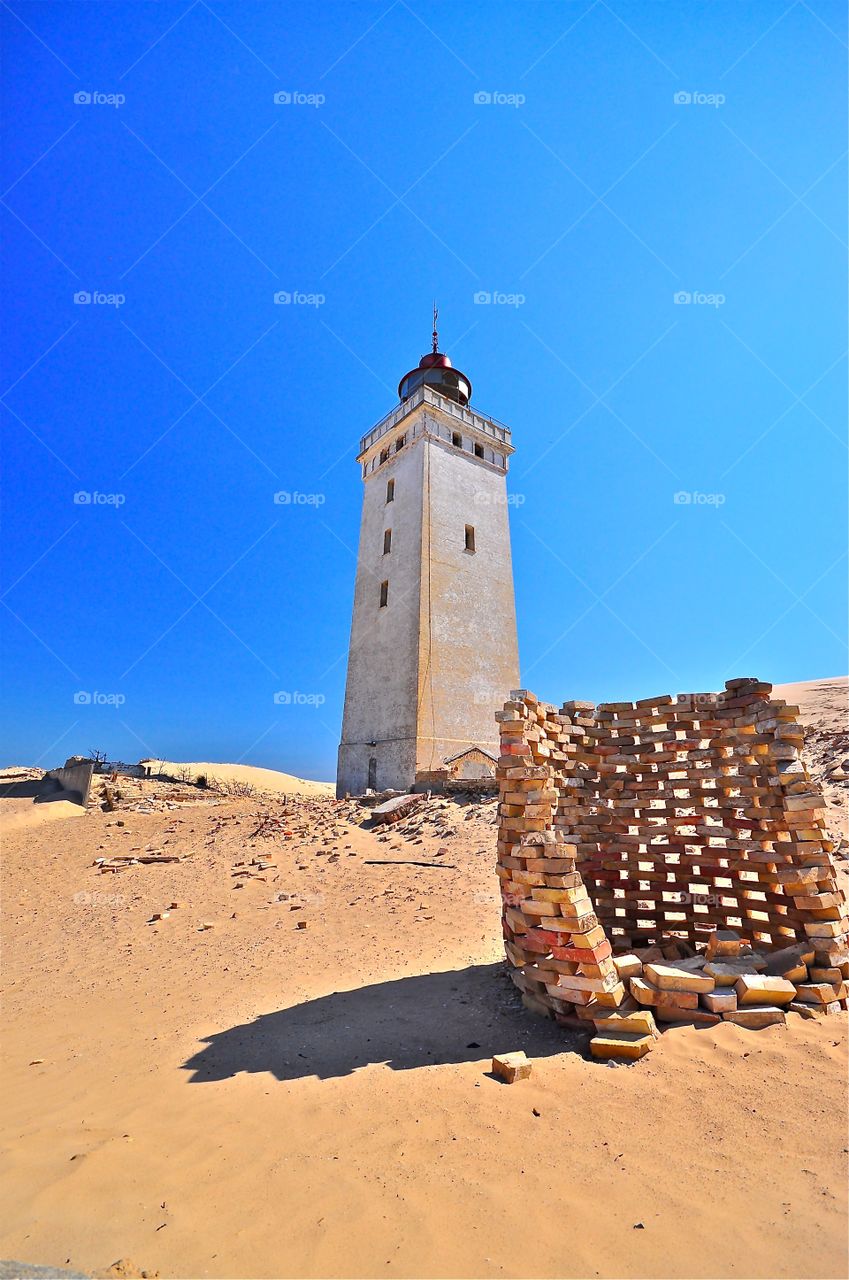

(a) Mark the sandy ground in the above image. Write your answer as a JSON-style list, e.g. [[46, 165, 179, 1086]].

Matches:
[[1, 681, 847, 1280]]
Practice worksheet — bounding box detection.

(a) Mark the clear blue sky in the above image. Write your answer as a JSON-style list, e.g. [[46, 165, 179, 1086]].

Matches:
[[2, 0, 846, 781]]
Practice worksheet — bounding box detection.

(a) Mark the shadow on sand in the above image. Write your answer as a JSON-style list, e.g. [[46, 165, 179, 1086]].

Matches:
[[183, 963, 585, 1083], [0, 774, 67, 803]]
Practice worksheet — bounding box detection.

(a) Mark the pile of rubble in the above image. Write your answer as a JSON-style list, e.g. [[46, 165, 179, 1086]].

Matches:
[[596, 929, 844, 1060], [95, 850, 190, 873], [95, 771, 224, 815]]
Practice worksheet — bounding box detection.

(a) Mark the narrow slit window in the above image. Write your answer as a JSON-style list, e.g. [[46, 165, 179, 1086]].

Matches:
[[474, 442, 484, 459], [386, 479, 394, 503], [464, 524, 476, 553], [383, 528, 392, 554], [452, 431, 462, 448], [379, 579, 389, 608]]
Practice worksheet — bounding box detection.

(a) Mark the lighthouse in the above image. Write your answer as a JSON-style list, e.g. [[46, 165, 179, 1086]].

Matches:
[[336, 317, 520, 797]]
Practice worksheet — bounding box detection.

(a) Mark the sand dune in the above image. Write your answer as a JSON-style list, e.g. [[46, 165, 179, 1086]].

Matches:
[[776, 677, 848, 844], [775, 673, 847, 710], [143, 760, 334, 797]]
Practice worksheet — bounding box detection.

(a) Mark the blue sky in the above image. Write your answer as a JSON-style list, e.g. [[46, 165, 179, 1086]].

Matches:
[[2, 0, 846, 781]]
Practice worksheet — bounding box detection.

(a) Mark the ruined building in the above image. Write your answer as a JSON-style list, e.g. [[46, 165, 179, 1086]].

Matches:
[[337, 321, 520, 797], [496, 679, 848, 1057]]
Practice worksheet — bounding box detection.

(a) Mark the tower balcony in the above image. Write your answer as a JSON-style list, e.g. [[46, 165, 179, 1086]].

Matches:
[[358, 384, 514, 466]]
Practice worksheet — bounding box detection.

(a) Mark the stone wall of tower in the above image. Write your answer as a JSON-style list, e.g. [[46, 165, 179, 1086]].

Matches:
[[337, 442, 425, 796], [414, 436, 520, 777]]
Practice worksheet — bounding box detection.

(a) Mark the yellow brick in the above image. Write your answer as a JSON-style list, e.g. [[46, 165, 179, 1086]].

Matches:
[[491, 1051, 532, 1083], [645, 962, 715, 994], [590, 1031, 655, 1061], [734, 975, 796, 1006], [613, 953, 643, 979], [723, 1007, 786, 1029]]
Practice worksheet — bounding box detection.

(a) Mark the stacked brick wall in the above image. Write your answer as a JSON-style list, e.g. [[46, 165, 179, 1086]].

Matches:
[[496, 678, 848, 1030]]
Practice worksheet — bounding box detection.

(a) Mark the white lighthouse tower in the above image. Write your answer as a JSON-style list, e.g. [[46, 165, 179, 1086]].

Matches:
[[336, 316, 520, 797]]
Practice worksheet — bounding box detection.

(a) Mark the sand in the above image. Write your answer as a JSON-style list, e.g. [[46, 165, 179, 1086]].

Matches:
[[0, 796, 87, 833], [142, 762, 335, 798], [0, 769, 88, 834], [1, 681, 847, 1279], [775, 677, 848, 844], [775, 674, 847, 719]]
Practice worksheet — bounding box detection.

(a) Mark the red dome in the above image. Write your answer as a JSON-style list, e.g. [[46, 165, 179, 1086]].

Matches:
[[397, 312, 471, 405]]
